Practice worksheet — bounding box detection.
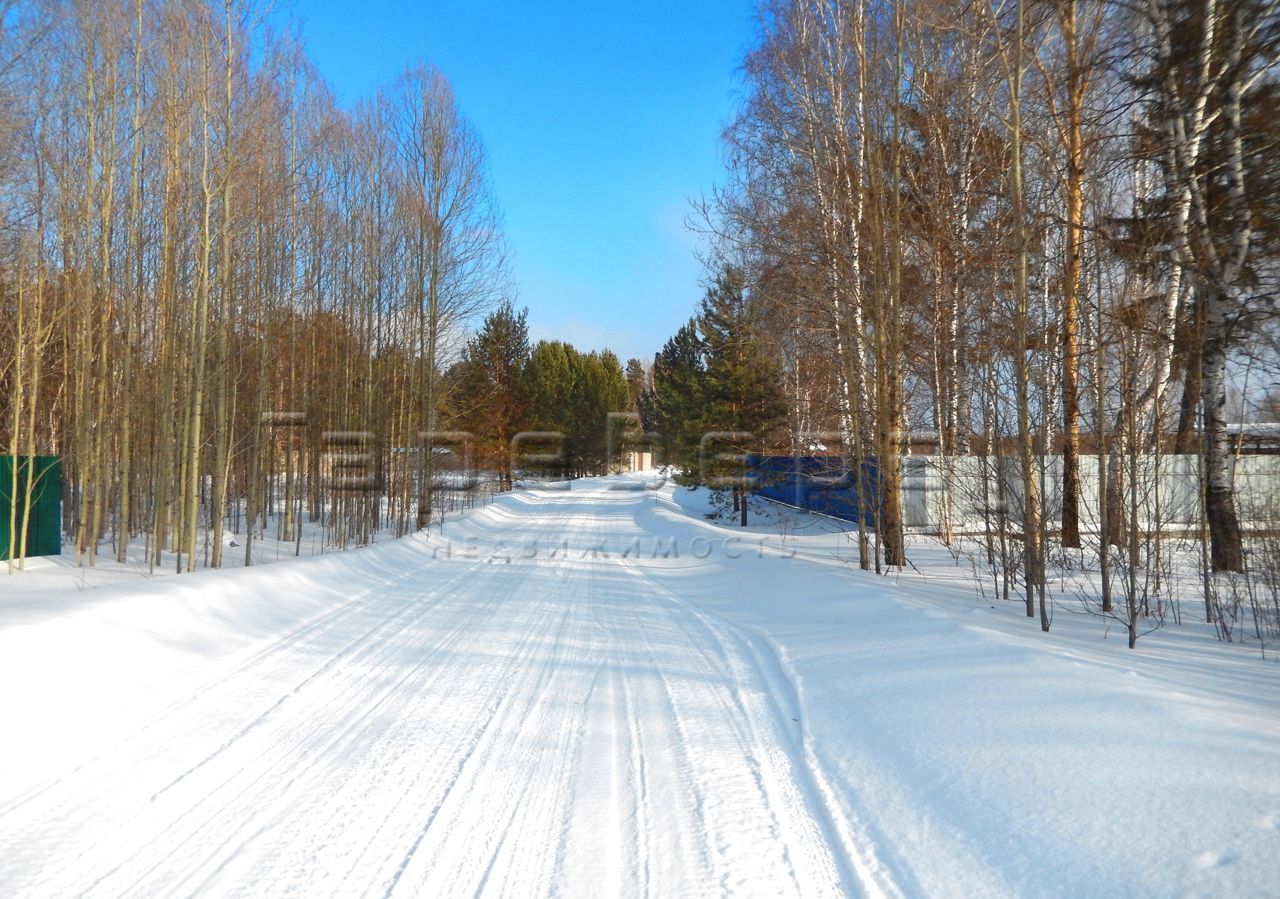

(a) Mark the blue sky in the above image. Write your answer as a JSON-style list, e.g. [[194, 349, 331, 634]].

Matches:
[[279, 0, 758, 364]]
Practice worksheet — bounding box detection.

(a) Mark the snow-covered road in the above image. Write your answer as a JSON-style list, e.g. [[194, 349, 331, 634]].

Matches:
[[2, 476, 1278, 898], [0, 482, 866, 898]]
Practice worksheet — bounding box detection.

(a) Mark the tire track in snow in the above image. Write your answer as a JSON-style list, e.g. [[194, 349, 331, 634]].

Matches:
[[197, 561, 555, 898], [0, 542, 451, 820], [609, 555, 831, 897], [5, 553, 526, 897], [382, 509, 601, 898], [138, 563, 555, 899], [615, 552, 900, 899]]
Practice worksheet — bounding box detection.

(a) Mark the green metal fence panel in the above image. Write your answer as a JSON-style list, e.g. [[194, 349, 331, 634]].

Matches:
[[0, 455, 62, 560]]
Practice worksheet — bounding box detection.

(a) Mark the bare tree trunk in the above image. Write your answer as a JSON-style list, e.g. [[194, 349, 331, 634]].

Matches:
[[1146, 0, 1252, 572], [185, 37, 217, 571], [1059, 0, 1085, 549], [7, 256, 27, 571], [210, 0, 236, 568], [1091, 264, 1113, 614], [1202, 298, 1244, 571], [1008, 0, 1047, 626], [876, 0, 908, 570], [117, 0, 145, 563]]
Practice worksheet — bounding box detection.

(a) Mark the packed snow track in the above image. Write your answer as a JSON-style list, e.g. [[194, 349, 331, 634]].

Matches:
[[4, 475, 1278, 898], [0, 479, 870, 898]]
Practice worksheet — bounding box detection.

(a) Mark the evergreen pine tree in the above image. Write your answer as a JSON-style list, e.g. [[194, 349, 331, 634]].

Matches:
[[625, 358, 647, 411], [698, 265, 787, 525], [643, 320, 707, 474], [453, 301, 531, 490]]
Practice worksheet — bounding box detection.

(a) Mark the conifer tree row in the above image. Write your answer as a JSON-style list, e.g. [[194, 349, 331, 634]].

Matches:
[[642, 265, 788, 525], [445, 303, 634, 482]]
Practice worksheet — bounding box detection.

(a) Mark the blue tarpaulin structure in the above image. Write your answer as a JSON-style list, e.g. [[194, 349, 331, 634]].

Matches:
[[747, 455, 879, 527]]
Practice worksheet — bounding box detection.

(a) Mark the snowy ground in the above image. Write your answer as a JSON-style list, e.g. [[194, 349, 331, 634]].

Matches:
[[1, 473, 1277, 898], [0, 494, 471, 612]]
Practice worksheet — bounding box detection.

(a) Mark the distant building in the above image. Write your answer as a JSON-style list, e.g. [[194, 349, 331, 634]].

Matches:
[[619, 450, 653, 472]]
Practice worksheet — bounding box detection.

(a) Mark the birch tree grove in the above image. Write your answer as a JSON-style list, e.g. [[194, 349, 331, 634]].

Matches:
[[677, 0, 1279, 632], [0, 0, 507, 570], [1139, 0, 1279, 572]]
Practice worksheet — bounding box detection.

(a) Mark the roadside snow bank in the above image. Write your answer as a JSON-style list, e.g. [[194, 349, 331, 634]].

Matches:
[[0, 529, 445, 800]]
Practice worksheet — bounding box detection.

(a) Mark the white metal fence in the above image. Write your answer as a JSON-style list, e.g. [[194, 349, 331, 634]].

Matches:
[[900, 454, 1280, 534]]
